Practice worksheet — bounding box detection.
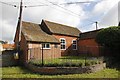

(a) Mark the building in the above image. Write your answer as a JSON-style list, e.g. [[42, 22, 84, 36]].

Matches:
[[14, 20, 81, 63], [41, 20, 81, 56], [0, 40, 14, 51], [2, 44, 15, 51], [78, 29, 101, 56]]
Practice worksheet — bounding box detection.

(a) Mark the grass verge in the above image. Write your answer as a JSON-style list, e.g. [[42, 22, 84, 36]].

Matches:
[[2, 66, 120, 78]]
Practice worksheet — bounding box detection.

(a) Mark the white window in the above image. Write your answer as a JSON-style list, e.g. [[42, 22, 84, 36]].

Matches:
[[72, 40, 77, 50], [42, 43, 50, 49], [60, 38, 66, 50]]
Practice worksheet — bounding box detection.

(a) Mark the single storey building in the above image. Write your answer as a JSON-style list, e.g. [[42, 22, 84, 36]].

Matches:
[[14, 20, 81, 63]]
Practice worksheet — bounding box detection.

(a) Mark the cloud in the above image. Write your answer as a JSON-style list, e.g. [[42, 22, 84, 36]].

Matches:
[[1, 0, 120, 43], [1, 3, 18, 43], [92, 0, 119, 15], [78, 0, 120, 32], [1, 20, 17, 43], [98, 3, 119, 28], [1, 0, 86, 43], [23, 1, 84, 27]]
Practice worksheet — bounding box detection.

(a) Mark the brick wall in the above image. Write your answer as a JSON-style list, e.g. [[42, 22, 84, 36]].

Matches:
[[78, 39, 100, 56], [19, 33, 28, 64], [53, 34, 78, 56], [25, 62, 106, 74]]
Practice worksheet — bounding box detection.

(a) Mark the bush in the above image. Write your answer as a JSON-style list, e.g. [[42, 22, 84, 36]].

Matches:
[[85, 62, 91, 66], [64, 62, 71, 67], [96, 26, 120, 61], [28, 57, 101, 67]]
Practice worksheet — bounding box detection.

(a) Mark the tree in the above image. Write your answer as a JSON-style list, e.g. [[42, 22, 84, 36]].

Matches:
[[96, 26, 120, 60]]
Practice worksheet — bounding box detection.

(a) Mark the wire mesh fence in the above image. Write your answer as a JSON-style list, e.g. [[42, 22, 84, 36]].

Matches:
[[28, 46, 104, 67]]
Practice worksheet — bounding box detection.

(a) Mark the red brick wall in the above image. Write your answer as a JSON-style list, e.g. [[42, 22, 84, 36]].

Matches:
[[78, 39, 100, 56], [53, 34, 78, 56], [14, 30, 28, 64], [19, 33, 28, 63], [27, 43, 61, 60]]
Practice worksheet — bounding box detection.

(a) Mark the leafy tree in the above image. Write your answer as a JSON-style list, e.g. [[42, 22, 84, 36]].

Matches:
[[96, 26, 120, 61], [96, 26, 120, 48]]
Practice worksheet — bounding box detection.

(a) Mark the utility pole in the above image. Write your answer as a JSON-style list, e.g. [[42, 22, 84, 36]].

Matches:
[[95, 21, 98, 30], [17, 0, 23, 50]]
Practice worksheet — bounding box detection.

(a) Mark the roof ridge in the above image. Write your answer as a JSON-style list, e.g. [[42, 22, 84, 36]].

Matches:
[[43, 19, 78, 29], [80, 29, 101, 34]]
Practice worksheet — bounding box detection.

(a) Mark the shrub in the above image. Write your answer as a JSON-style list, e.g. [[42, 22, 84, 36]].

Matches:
[[96, 27, 120, 57], [96, 26, 120, 66], [71, 63, 76, 67], [91, 61, 96, 65], [64, 62, 70, 67], [85, 62, 91, 66]]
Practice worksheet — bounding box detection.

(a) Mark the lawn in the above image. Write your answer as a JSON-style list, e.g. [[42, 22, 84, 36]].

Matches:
[[1, 66, 120, 78]]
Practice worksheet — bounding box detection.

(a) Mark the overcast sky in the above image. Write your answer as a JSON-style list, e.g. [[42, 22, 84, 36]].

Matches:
[[0, 0, 120, 43]]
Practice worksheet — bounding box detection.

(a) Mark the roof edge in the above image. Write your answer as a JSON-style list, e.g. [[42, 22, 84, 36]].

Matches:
[[43, 19, 79, 30]]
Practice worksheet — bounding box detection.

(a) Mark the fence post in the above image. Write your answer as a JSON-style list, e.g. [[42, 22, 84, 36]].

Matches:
[[85, 46, 87, 66]]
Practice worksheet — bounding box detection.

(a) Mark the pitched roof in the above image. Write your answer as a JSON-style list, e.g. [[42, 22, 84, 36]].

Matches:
[[43, 20, 81, 37], [79, 29, 101, 40], [22, 21, 59, 43]]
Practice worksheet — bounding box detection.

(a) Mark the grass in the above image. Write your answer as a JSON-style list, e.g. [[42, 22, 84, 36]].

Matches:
[[29, 56, 102, 67], [1, 66, 120, 78]]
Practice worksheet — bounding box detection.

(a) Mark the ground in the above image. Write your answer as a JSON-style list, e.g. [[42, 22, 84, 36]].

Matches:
[[1, 66, 120, 78]]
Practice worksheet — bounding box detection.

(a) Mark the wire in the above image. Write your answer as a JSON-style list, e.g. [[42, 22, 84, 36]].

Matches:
[[82, 22, 95, 28], [45, 0, 81, 17], [0, 0, 97, 23], [24, 0, 49, 8], [23, 4, 48, 8], [0, 1, 18, 7], [24, 1, 95, 8], [59, 1, 94, 5]]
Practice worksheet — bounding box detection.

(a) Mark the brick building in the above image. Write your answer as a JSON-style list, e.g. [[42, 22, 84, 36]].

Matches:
[[78, 29, 101, 56], [14, 20, 80, 63]]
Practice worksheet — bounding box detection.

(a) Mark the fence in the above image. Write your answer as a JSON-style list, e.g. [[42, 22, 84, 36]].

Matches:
[[28, 46, 104, 67], [28, 47, 61, 60], [1, 50, 18, 67], [78, 46, 104, 57]]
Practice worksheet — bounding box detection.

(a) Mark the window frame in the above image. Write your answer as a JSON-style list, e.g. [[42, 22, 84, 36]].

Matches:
[[42, 43, 51, 49], [72, 39, 77, 50], [60, 38, 66, 50]]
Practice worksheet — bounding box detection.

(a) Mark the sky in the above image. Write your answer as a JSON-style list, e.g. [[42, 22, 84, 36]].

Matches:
[[0, 0, 120, 43]]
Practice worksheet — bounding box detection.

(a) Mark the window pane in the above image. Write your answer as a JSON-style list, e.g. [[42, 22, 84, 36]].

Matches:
[[60, 39, 66, 49], [73, 45, 76, 49], [73, 41, 76, 44], [72, 40, 77, 50], [42, 43, 50, 48], [46, 43, 50, 48], [63, 45, 65, 49]]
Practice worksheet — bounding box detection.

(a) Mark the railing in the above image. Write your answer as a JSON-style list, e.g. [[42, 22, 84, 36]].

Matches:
[[28, 46, 104, 67]]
